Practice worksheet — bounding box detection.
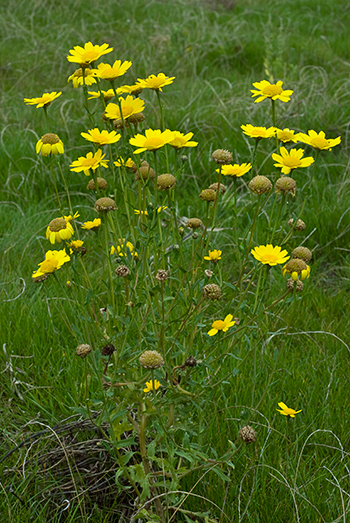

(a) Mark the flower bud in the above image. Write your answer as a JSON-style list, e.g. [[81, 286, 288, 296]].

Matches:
[[135, 165, 155, 181], [202, 283, 222, 300], [208, 182, 226, 194], [87, 177, 108, 191], [128, 112, 145, 125], [288, 218, 306, 231], [275, 176, 296, 196], [199, 189, 216, 202], [155, 269, 169, 282], [139, 350, 164, 369], [292, 246, 312, 263], [186, 218, 203, 229], [249, 175, 272, 195]]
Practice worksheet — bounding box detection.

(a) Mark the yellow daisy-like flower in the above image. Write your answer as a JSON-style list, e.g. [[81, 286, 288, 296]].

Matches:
[[67, 42, 113, 66], [67, 240, 84, 252], [204, 249, 222, 262], [114, 157, 134, 168], [70, 149, 108, 176], [118, 84, 144, 96], [68, 68, 97, 88], [104, 96, 145, 121], [95, 60, 132, 81], [295, 130, 341, 151], [81, 128, 121, 146], [168, 131, 198, 149], [36, 133, 64, 156], [251, 244, 290, 266], [276, 128, 298, 143], [272, 147, 314, 175], [282, 260, 311, 281], [134, 206, 167, 216], [218, 163, 252, 178], [241, 124, 276, 140], [136, 72, 175, 92], [110, 240, 138, 258], [64, 211, 80, 223], [24, 91, 62, 108], [251, 80, 293, 103], [87, 89, 115, 101], [208, 314, 236, 337], [276, 402, 302, 418], [129, 128, 175, 154], [46, 217, 74, 245], [143, 379, 161, 393], [81, 218, 101, 231], [32, 249, 70, 279]]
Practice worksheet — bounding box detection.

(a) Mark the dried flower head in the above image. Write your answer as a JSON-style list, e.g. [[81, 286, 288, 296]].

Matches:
[[212, 149, 233, 165], [101, 343, 116, 356], [287, 278, 304, 293], [208, 182, 226, 194], [239, 425, 257, 444], [135, 165, 156, 181], [94, 197, 117, 213], [288, 218, 306, 231], [248, 175, 272, 195], [275, 176, 296, 196], [205, 269, 213, 279], [186, 218, 203, 229], [76, 344, 92, 358], [128, 112, 146, 125], [282, 259, 311, 281], [292, 246, 312, 263], [199, 189, 216, 202], [86, 177, 108, 191], [157, 173, 176, 190], [202, 283, 222, 301], [155, 269, 169, 282], [139, 350, 164, 369], [115, 265, 130, 277]]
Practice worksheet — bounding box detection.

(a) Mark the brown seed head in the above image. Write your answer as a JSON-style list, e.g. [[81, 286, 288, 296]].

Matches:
[[287, 278, 304, 292], [48, 218, 67, 232], [202, 283, 222, 301], [239, 425, 257, 444], [41, 133, 60, 145], [76, 344, 92, 358], [209, 182, 226, 194], [275, 176, 296, 196], [157, 174, 176, 190], [186, 218, 203, 229], [288, 218, 306, 231], [139, 350, 164, 369], [292, 246, 312, 263], [86, 177, 108, 191], [101, 343, 116, 356], [199, 189, 216, 202], [115, 265, 130, 277], [135, 165, 155, 181], [212, 149, 233, 165], [128, 112, 145, 125], [155, 269, 169, 282], [249, 175, 272, 195], [94, 197, 117, 213]]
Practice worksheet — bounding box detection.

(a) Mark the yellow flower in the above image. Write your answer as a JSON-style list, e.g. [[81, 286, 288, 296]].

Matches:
[[81, 128, 121, 146], [129, 128, 175, 154], [88, 89, 115, 101], [24, 91, 62, 108], [143, 379, 161, 393], [136, 73, 175, 91], [168, 131, 198, 149], [67, 240, 84, 252], [64, 211, 80, 223], [204, 249, 222, 262], [272, 147, 314, 175], [111, 240, 138, 258], [32, 249, 70, 279], [104, 96, 145, 120], [81, 218, 101, 231], [208, 314, 236, 336], [251, 80, 293, 103], [295, 130, 341, 151], [68, 68, 97, 88], [276, 402, 302, 418], [241, 124, 276, 140], [46, 217, 74, 245], [67, 42, 113, 66], [36, 133, 64, 156], [251, 244, 290, 266], [114, 157, 134, 168], [134, 206, 167, 216], [218, 163, 252, 178], [95, 60, 132, 81], [276, 128, 298, 143], [70, 149, 108, 176], [282, 259, 311, 281]]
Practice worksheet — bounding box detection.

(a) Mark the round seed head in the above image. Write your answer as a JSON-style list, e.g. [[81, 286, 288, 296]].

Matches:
[[139, 350, 164, 369], [76, 344, 92, 358], [239, 425, 257, 444], [101, 343, 116, 356], [186, 218, 203, 229], [135, 165, 155, 181], [115, 265, 130, 277], [275, 176, 296, 196], [155, 269, 169, 282], [205, 269, 213, 279], [157, 174, 176, 190], [87, 177, 108, 191], [249, 175, 272, 195], [199, 189, 216, 202], [212, 149, 233, 165], [287, 278, 304, 292], [292, 246, 312, 263], [128, 112, 145, 124], [288, 218, 306, 231], [202, 283, 222, 300], [208, 182, 226, 194], [94, 197, 117, 213], [41, 133, 60, 145]]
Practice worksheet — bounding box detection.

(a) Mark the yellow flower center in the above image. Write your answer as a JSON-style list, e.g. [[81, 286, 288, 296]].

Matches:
[[278, 131, 293, 141], [212, 320, 226, 330], [282, 156, 301, 168], [262, 253, 279, 263], [262, 84, 283, 97], [310, 136, 329, 149], [82, 157, 98, 167], [42, 133, 60, 145], [250, 128, 266, 137], [81, 50, 99, 62], [40, 258, 59, 273], [49, 218, 67, 232], [144, 137, 165, 148]]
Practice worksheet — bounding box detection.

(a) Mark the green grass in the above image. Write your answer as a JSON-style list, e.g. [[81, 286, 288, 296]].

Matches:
[[1, 0, 350, 521]]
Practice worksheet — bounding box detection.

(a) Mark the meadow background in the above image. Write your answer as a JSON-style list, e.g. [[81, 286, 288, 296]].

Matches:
[[1, 0, 350, 521]]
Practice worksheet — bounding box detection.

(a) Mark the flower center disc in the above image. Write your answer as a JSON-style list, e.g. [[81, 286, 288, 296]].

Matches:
[[283, 157, 300, 168], [49, 218, 67, 232], [145, 137, 164, 149], [262, 84, 283, 96], [311, 137, 329, 149], [40, 258, 59, 273]]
